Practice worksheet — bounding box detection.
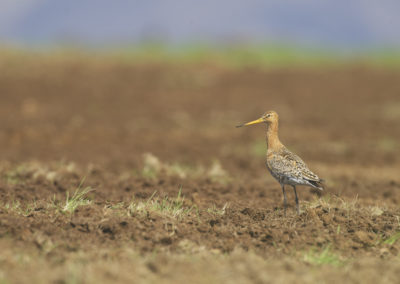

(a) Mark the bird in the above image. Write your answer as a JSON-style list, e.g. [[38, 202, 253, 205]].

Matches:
[[237, 111, 324, 215]]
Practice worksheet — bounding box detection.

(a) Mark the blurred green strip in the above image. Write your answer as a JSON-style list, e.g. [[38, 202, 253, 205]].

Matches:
[[113, 44, 343, 68], [2, 44, 400, 68]]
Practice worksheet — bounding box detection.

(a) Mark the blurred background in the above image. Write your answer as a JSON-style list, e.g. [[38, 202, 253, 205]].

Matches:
[[0, 0, 399, 171], [1, 0, 400, 50]]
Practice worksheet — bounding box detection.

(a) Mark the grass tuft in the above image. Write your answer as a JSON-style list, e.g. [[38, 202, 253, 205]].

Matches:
[[2, 200, 37, 217], [207, 203, 229, 215], [383, 232, 400, 246], [140, 153, 230, 183], [303, 245, 345, 267], [2, 165, 28, 185], [128, 187, 193, 219], [63, 178, 93, 213]]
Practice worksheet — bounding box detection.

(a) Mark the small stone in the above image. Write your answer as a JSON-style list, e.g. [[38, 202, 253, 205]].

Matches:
[[354, 231, 373, 245], [370, 207, 384, 216], [380, 247, 389, 258]]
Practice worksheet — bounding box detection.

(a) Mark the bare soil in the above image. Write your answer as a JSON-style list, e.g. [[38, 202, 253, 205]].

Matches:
[[0, 53, 399, 283]]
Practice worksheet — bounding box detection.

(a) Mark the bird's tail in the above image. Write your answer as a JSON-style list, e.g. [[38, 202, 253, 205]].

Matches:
[[309, 179, 324, 190]]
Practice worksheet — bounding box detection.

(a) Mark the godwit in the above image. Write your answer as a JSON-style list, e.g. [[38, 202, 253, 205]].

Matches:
[[237, 111, 323, 214]]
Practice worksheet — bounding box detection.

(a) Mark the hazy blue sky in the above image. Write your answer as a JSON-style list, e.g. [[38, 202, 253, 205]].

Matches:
[[1, 0, 400, 49]]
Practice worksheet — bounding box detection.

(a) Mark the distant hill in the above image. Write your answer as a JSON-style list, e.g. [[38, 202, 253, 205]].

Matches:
[[1, 0, 400, 49]]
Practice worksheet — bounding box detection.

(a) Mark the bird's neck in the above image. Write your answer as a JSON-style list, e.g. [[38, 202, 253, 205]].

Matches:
[[266, 121, 282, 150]]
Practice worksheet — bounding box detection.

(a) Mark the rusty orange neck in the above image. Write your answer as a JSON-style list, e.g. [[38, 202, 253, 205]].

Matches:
[[266, 120, 282, 150]]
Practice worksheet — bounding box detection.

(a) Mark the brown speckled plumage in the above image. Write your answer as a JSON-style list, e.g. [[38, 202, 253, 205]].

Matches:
[[237, 110, 323, 214]]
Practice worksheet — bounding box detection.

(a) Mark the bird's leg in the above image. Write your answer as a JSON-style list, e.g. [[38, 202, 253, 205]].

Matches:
[[293, 185, 299, 215], [281, 184, 287, 216]]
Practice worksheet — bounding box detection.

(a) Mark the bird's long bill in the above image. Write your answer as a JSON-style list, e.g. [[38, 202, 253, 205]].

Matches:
[[236, 117, 264, 128]]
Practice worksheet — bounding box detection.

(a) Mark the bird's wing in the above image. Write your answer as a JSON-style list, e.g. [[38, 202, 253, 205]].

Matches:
[[268, 148, 322, 182]]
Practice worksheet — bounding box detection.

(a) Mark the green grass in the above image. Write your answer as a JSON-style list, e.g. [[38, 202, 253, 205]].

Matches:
[[2, 165, 28, 185], [113, 44, 342, 68], [112, 44, 400, 68], [117, 44, 400, 69], [2, 200, 37, 217], [303, 245, 345, 267], [3, 44, 400, 68], [139, 153, 230, 182], [63, 178, 93, 213], [376, 137, 398, 153], [140, 167, 158, 180], [362, 48, 400, 67], [128, 188, 194, 219], [383, 232, 400, 246], [207, 203, 229, 216]]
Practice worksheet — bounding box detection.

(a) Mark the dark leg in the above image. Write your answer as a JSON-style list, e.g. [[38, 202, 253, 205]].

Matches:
[[281, 184, 287, 216], [293, 185, 299, 214]]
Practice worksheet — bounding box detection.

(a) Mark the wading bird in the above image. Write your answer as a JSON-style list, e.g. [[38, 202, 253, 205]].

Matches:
[[237, 111, 323, 214]]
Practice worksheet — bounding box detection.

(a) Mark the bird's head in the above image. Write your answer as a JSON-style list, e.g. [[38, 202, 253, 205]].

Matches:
[[236, 111, 278, 128]]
